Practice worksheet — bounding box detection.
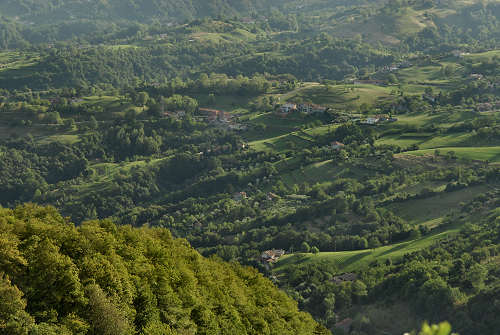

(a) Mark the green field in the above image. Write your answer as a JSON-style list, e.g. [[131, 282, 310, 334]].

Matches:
[[280, 83, 394, 109], [47, 158, 165, 200], [249, 131, 313, 151], [0, 51, 40, 72], [387, 184, 492, 225], [464, 49, 500, 61], [402, 146, 500, 162], [280, 160, 369, 187], [38, 134, 80, 145], [377, 132, 473, 149], [275, 224, 460, 273]]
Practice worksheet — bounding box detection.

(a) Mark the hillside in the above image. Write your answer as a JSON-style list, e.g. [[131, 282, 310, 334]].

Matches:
[[0, 0, 382, 22], [0, 0, 263, 22], [1, 0, 500, 334], [0, 204, 328, 335], [275, 200, 500, 334]]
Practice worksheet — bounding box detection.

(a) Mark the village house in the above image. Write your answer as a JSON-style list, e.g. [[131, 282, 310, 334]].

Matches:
[[219, 112, 232, 122], [363, 117, 379, 125], [376, 114, 389, 122], [474, 102, 499, 112], [241, 17, 256, 24], [452, 50, 465, 58], [332, 273, 358, 284], [330, 141, 345, 150], [279, 103, 297, 114], [165, 110, 187, 119], [199, 108, 232, 122], [470, 73, 484, 80], [228, 123, 247, 131], [260, 249, 286, 263], [298, 103, 327, 114], [199, 108, 220, 121], [382, 64, 400, 72]]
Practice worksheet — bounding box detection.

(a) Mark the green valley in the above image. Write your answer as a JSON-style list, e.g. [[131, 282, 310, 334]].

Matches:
[[1, 0, 500, 334]]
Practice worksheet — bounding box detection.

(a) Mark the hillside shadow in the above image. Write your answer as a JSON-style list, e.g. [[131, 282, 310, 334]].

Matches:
[[340, 251, 371, 267], [378, 242, 409, 257]]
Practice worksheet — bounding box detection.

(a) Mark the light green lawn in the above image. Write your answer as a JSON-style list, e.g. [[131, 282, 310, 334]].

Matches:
[[38, 134, 80, 145], [249, 131, 312, 152]]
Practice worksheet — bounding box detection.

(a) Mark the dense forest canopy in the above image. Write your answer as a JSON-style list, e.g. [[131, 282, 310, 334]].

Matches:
[[0, 204, 328, 335]]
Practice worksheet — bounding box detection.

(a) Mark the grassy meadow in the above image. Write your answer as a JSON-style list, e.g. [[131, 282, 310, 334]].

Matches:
[[275, 223, 461, 273]]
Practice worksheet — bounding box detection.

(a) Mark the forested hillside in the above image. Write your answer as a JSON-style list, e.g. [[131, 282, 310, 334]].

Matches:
[[0, 0, 380, 22], [0, 204, 328, 335], [0, 0, 263, 21]]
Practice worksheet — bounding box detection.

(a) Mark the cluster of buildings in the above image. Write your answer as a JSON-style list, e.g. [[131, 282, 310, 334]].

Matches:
[[451, 50, 470, 58], [199, 108, 232, 122], [163, 110, 186, 119], [475, 101, 500, 112], [198, 108, 247, 131], [332, 272, 358, 284], [380, 60, 412, 73], [260, 249, 286, 264], [278, 103, 328, 115], [360, 114, 397, 125], [469, 73, 484, 80], [330, 141, 345, 150]]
